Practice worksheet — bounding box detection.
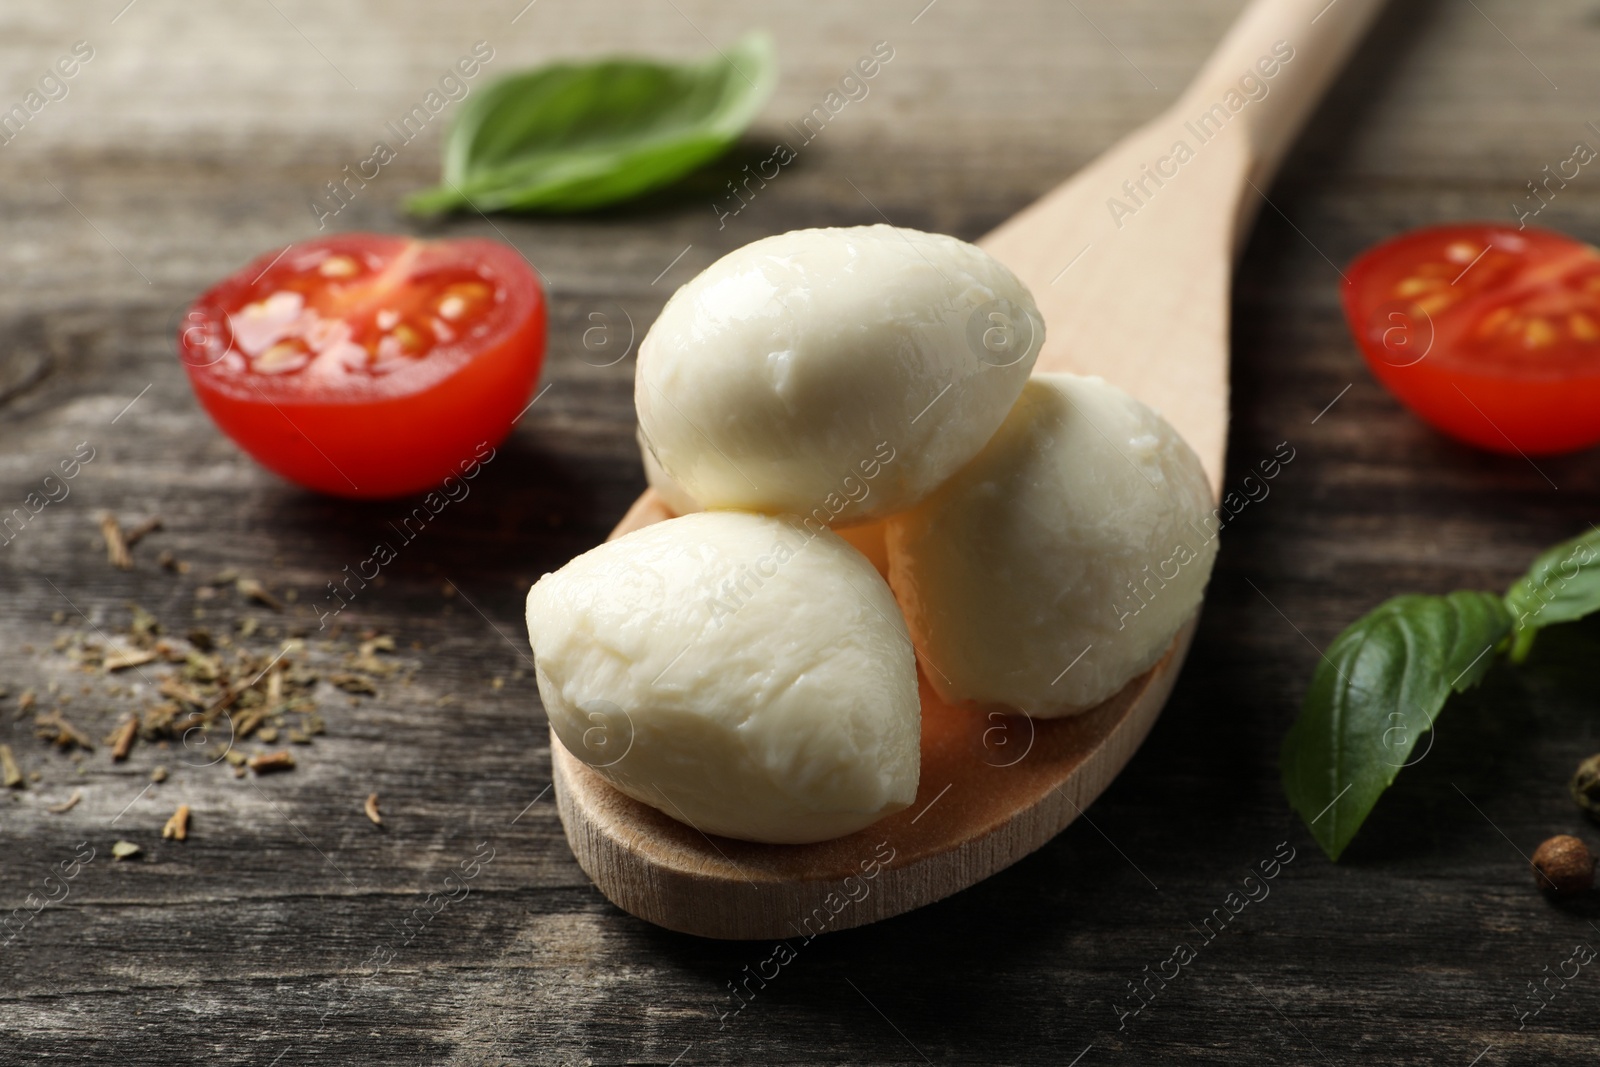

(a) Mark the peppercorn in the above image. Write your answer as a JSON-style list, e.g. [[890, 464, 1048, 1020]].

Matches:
[[1532, 834, 1595, 896], [1570, 754, 1600, 819]]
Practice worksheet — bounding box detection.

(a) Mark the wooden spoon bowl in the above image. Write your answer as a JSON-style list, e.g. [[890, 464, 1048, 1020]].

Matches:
[[552, 0, 1386, 939]]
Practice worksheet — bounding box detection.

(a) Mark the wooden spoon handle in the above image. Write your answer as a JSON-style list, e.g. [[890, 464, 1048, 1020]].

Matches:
[[1175, 0, 1388, 216]]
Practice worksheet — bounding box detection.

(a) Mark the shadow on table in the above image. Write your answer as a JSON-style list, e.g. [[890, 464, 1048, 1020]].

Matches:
[[255, 427, 632, 607]]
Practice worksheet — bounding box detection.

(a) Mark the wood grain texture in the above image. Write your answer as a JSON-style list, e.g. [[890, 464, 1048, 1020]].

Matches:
[[6, 0, 1600, 1063]]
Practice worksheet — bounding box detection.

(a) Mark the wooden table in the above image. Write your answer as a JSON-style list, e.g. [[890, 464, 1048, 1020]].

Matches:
[[4, 0, 1600, 1062]]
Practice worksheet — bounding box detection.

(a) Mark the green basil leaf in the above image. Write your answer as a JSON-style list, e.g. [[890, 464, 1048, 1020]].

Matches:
[[1281, 591, 1510, 861], [1504, 526, 1600, 662], [407, 32, 775, 215]]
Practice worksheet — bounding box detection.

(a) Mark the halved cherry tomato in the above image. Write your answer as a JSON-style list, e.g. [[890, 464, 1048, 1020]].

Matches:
[[1343, 223, 1600, 455], [177, 233, 545, 498]]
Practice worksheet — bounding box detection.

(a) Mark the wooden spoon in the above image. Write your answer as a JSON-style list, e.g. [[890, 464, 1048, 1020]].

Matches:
[[551, 0, 1386, 939]]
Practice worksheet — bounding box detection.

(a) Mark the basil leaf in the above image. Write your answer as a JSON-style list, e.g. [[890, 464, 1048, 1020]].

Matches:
[[1281, 591, 1511, 861], [407, 32, 775, 215], [1504, 526, 1600, 662]]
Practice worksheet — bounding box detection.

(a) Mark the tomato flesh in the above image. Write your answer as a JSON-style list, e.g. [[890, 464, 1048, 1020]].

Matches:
[[178, 234, 545, 497], [1343, 223, 1600, 455]]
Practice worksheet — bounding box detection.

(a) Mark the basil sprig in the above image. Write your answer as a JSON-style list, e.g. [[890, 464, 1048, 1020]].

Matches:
[[1504, 527, 1600, 661], [407, 32, 776, 216], [1283, 526, 1600, 860]]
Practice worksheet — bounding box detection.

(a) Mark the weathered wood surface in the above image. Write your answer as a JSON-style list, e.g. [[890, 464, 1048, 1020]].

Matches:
[[5, 0, 1600, 1063]]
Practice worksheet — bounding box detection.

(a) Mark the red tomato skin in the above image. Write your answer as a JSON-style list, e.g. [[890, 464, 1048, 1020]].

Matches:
[[178, 235, 545, 498], [1344, 223, 1600, 456], [1360, 355, 1600, 456]]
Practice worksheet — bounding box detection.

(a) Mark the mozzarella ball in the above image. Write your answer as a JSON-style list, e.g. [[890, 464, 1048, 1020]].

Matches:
[[885, 373, 1217, 717], [638, 438, 890, 577], [527, 511, 920, 844], [635, 225, 1043, 524], [638, 426, 701, 515]]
